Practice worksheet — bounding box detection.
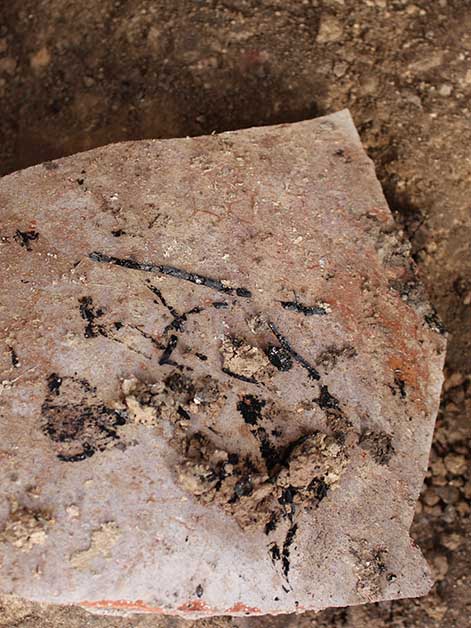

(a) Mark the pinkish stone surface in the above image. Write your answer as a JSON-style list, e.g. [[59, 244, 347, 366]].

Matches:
[[0, 111, 445, 617]]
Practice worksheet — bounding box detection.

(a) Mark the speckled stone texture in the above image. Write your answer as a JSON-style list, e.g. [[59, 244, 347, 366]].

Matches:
[[0, 111, 445, 617]]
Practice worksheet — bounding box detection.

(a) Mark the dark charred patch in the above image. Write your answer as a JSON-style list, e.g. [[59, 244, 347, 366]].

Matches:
[[147, 282, 203, 335], [89, 251, 252, 297], [269, 543, 281, 562], [111, 229, 126, 237], [47, 373, 63, 395], [281, 300, 328, 316], [237, 395, 266, 426], [390, 373, 406, 399], [78, 296, 106, 338], [360, 431, 395, 465], [265, 512, 278, 535], [14, 230, 39, 251], [315, 385, 340, 409], [221, 367, 258, 384], [212, 301, 229, 309], [195, 352, 208, 361], [265, 344, 293, 371], [159, 334, 178, 366], [9, 346, 19, 368], [268, 322, 320, 380], [282, 523, 298, 579]]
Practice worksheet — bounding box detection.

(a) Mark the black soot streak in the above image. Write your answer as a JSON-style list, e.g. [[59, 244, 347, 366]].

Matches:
[[281, 300, 328, 316], [89, 252, 252, 297], [14, 230, 39, 251], [268, 322, 320, 380]]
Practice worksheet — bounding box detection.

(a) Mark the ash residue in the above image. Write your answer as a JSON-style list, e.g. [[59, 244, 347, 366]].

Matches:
[[175, 429, 351, 531]]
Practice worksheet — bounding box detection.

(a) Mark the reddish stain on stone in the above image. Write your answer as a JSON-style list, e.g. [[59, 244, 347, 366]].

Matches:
[[226, 602, 262, 614], [80, 599, 164, 613], [177, 599, 211, 612]]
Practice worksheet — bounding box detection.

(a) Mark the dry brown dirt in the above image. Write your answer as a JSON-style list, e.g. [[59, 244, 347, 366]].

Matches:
[[0, 0, 470, 626]]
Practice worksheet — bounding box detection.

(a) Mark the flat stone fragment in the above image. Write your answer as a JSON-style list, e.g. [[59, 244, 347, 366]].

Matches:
[[0, 111, 446, 617]]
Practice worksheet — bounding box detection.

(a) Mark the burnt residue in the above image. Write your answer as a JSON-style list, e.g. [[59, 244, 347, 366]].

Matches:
[[268, 322, 320, 380], [212, 301, 229, 309], [236, 395, 283, 472], [78, 296, 105, 338], [9, 346, 19, 368], [41, 376, 127, 462], [147, 283, 204, 336], [360, 431, 395, 465], [89, 251, 252, 297], [316, 385, 340, 410], [221, 367, 258, 384], [269, 543, 281, 563], [14, 230, 39, 251], [111, 229, 126, 237], [390, 373, 406, 399], [159, 334, 179, 366], [47, 373, 63, 395], [265, 344, 293, 371], [237, 395, 266, 426], [281, 523, 298, 579], [281, 300, 328, 316]]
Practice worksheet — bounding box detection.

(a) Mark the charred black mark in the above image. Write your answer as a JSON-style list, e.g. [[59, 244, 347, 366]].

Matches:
[[237, 395, 266, 426], [196, 584, 204, 599], [316, 385, 340, 409], [307, 478, 329, 503], [222, 367, 258, 384], [390, 373, 406, 399], [47, 373, 63, 395], [14, 230, 39, 251], [257, 427, 281, 472], [234, 477, 253, 497], [9, 347, 19, 368], [147, 282, 204, 335], [281, 300, 328, 316], [111, 229, 126, 237], [42, 381, 127, 463], [269, 543, 281, 562], [159, 334, 178, 366], [282, 523, 298, 579], [236, 395, 281, 472], [79, 296, 105, 338], [265, 512, 278, 535], [265, 345, 293, 371], [195, 353, 208, 361], [89, 252, 252, 297], [212, 301, 229, 309], [268, 322, 320, 380], [113, 321, 123, 330]]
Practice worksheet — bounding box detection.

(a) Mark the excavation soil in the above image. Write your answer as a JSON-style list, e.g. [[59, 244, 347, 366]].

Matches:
[[0, 1, 470, 626]]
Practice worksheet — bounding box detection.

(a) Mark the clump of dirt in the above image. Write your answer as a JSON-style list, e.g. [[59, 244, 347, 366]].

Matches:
[[360, 431, 395, 466], [176, 429, 350, 531], [0, 500, 54, 551], [220, 336, 273, 382], [121, 371, 224, 428]]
